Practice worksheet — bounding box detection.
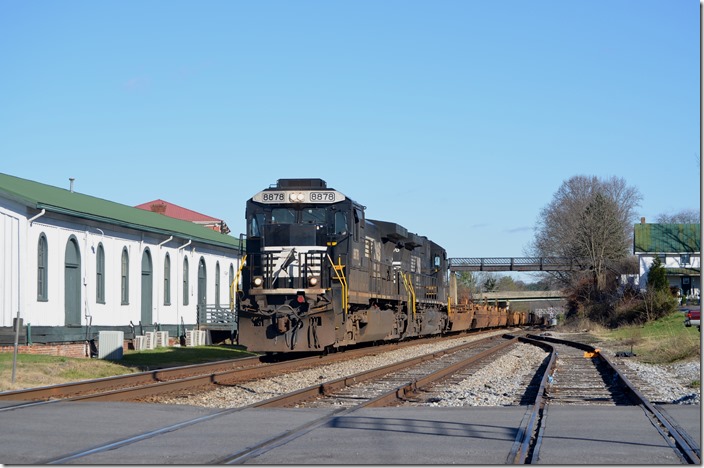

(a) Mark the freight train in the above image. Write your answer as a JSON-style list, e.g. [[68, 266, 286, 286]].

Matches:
[[236, 179, 529, 353]]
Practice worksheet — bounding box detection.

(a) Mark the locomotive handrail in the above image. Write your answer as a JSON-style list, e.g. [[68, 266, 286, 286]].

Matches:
[[400, 272, 416, 319], [327, 254, 349, 315], [230, 254, 247, 311]]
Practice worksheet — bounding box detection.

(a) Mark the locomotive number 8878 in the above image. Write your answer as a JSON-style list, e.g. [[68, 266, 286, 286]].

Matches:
[[237, 178, 525, 353]]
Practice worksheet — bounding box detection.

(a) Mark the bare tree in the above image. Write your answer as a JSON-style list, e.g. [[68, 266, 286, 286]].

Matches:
[[655, 209, 700, 224], [575, 193, 630, 290], [529, 175, 642, 292]]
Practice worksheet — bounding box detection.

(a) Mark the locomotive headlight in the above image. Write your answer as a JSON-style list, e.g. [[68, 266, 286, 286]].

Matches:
[[253, 276, 263, 287], [308, 276, 318, 287], [289, 192, 305, 202]]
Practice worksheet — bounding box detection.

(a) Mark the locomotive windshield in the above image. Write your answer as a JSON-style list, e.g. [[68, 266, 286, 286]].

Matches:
[[301, 208, 327, 224], [264, 223, 322, 246], [247, 204, 348, 247]]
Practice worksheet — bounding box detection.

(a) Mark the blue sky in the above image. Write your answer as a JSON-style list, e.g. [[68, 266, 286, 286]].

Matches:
[[0, 0, 700, 278]]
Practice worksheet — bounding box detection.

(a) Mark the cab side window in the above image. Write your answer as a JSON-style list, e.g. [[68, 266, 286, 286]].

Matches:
[[353, 209, 360, 242], [334, 211, 348, 235]]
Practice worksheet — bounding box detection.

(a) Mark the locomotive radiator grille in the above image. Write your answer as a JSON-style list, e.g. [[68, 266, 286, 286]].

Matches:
[[261, 246, 327, 290]]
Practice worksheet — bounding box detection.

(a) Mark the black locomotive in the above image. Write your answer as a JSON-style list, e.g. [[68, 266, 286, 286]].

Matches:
[[237, 178, 525, 353]]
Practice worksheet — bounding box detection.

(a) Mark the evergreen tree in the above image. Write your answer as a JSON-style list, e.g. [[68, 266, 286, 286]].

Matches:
[[646, 256, 668, 292]]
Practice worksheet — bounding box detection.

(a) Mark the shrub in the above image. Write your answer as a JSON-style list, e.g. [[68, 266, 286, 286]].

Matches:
[[639, 288, 679, 322]]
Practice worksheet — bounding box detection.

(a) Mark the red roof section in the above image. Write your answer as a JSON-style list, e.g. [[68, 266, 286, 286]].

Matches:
[[135, 199, 230, 234]]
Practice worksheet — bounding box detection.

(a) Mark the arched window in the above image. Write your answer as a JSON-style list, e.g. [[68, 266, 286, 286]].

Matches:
[[121, 247, 129, 305], [141, 249, 153, 325], [37, 233, 48, 301], [197, 257, 207, 307], [215, 261, 221, 307], [96, 243, 105, 303], [183, 257, 189, 306], [65, 237, 82, 325], [164, 253, 171, 305]]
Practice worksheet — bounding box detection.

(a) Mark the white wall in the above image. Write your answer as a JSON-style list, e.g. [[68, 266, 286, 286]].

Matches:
[[0, 205, 22, 327], [0, 198, 240, 328], [638, 253, 701, 298]]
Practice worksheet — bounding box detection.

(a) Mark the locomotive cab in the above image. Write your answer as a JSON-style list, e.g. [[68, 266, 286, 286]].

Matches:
[[238, 179, 361, 351]]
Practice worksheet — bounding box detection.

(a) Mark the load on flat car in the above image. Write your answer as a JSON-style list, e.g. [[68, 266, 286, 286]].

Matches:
[[237, 179, 528, 353]]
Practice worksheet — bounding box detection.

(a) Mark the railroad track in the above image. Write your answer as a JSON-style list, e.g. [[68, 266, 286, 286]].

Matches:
[[0, 355, 262, 407], [4, 330, 698, 465], [279, 334, 517, 409], [519, 334, 700, 465], [544, 337, 633, 405], [0, 330, 510, 410], [34, 333, 521, 464]]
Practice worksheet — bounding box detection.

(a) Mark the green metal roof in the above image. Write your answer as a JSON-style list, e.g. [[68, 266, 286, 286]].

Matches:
[[0, 172, 242, 250], [633, 223, 700, 253], [663, 267, 700, 276]]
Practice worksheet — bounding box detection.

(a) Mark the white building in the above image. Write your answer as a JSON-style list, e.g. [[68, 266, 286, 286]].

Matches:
[[0, 173, 242, 349], [633, 220, 701, 301]]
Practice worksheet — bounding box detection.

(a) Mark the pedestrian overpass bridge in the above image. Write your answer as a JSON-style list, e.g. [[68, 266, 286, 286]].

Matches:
[[449, 257, 591, 272], [448, 257, 576, 304], [473, 290, 566, 302]]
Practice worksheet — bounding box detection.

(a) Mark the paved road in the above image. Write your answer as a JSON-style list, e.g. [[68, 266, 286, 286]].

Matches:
[[0, 401, 699, 464]]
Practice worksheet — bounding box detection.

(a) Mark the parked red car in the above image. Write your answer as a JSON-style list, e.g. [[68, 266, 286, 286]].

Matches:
[[684, 308, 700, 331]]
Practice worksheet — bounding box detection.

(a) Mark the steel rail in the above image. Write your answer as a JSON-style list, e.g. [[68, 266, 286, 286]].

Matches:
[[252, 334, 510, 408], [505, 335, 556, 464], [38, 333, 521, 465], [371, 336, 519, 407], [0, 332, 488, 406], [6, 331, 516, 408], [70, 333, 508, 403], [0, 355, 262, 402], [217, 334, 522, 464]]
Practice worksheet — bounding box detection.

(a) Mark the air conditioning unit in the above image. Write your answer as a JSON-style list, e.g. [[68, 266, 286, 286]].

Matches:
[[155, 331, 169, 347], [133, 335, 146, 351], [144, 331, 156, 350], [186, 329, 206, 346], [186, 329, 196, 347], [98, 331, 124, 360]]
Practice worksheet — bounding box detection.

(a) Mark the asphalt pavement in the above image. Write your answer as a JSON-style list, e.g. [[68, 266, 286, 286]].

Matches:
[[0, 401, 699, 465]]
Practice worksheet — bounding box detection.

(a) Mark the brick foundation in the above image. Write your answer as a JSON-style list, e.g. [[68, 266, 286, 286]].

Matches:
[[0, 337, 186, 358], [0, 342, 94, 358]]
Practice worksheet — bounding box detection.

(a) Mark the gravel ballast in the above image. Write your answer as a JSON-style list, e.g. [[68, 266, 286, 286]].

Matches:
[[156, 330, 700, 409]]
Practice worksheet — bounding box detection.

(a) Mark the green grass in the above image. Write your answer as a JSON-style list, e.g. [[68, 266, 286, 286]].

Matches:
[[0, 345, 257, 392], [121, 345, 256, 369], [2, 320, 700, 391], [593, 311, 701, 364]]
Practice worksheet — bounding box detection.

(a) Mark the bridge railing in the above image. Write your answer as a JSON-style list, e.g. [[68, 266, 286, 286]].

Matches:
[[448, 257, 591, 272]]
